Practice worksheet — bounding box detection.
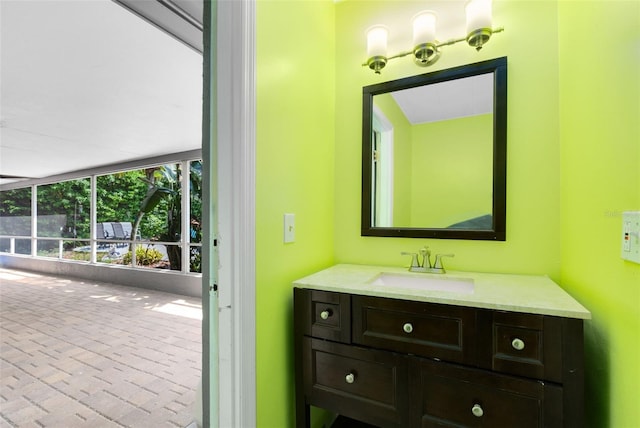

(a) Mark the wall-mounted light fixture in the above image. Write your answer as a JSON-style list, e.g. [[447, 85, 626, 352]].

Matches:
[[364, 0, 503, 74]]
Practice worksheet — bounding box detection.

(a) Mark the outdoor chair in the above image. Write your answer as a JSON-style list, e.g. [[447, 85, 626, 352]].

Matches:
[[119, 222, 139, 240], [111, 222, 129, 248], [96, 222, 114, 249], [96, 223, 106, 240], [101, 222, 115, 240]]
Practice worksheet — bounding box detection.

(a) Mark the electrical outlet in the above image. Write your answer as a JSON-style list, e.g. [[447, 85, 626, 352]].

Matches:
[[621, 211, 640, 264]]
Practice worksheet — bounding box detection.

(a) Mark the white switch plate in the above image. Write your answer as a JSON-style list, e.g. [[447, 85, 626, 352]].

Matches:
[[621, 211, 640, 264], [284, 213, 295, 243]]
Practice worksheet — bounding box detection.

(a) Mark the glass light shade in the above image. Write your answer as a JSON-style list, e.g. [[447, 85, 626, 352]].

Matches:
[[412, 11, 437, 47], [366, 25, 388, 58], [465, 0, 492, 33]]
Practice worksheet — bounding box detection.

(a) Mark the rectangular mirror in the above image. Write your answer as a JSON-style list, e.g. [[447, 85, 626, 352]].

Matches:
[[362, 57, 507, 240]]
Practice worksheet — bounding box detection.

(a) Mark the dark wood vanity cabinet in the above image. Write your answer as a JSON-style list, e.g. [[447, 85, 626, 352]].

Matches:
[[294, 288, 585, 428]]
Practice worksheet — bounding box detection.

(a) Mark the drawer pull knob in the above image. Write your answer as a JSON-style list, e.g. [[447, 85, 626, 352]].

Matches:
[[403, 323, 413, 334], [471, 404, 484, 417], [345, 373, 355, 384], [320, 309, 332, 320], [512, 338, 525, 351]]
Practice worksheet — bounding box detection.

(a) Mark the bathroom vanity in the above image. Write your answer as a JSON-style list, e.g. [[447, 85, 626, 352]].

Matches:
[[293, 265, 590, 428]]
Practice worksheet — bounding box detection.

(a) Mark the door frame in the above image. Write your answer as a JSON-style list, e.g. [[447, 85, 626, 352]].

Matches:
[[202, 0, 257, 426]]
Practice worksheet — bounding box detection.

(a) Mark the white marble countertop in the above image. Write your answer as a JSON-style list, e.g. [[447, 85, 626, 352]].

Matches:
[[293, 264, 591, 319]]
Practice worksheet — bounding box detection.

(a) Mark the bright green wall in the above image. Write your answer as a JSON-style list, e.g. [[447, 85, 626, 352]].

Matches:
[[335, 0, 562, 275], [558, 1, 640, 426], [411, 114, 493, 227], [255, 1, 335, 427], [251, 0, 638, 426]]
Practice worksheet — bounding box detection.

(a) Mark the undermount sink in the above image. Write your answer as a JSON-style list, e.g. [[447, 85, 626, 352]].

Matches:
[[369, 272, 474, 294]]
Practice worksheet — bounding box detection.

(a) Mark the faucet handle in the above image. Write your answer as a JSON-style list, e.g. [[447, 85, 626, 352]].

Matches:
[[401, 252, 420, 268], [434, 253, 455, 270]]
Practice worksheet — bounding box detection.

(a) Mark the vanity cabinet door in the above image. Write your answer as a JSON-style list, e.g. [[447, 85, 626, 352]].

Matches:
[[303, 337, 409, 428], [294, 288, 351, 343], [411, 358, 563, 428], [353, 296, 477, 364], [489, 311, 563, 383]]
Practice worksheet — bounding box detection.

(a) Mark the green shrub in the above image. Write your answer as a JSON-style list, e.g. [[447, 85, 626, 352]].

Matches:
[[68, 252, 91, 261], [190, 247, 201, 273], [123, 246, 164, 266]]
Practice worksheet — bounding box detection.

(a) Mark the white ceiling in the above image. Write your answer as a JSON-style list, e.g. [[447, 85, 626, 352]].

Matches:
[[0, 0, 203, 184], [392, 73, 494, 124]]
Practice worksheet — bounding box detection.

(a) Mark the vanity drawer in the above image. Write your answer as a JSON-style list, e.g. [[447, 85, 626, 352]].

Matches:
[[491, 312, 562, 382], [294, 288, 351, 343], [303, 337, 409, 428], [352, 296, 477, 364], [412, 358, 562, 428]]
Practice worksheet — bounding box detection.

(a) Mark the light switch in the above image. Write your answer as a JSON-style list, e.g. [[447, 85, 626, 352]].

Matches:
[[284, 213, 295, 243], [621, 211, 640, 264]]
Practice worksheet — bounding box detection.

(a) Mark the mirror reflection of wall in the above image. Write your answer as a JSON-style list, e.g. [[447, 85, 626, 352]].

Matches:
[[371, 74, 494, 229]]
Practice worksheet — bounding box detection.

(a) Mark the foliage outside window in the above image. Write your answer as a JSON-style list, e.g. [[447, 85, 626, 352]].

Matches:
[[97, 170, 152, 236], [97, 161, 202, 271], [0, 157, 202, 274], [189, 160, 202, 273], [36, 178, 91, 258], [0, 187, 32, 254]]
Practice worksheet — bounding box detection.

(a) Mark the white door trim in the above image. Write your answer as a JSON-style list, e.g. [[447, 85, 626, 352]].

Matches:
[[214, 0, 257, 427]]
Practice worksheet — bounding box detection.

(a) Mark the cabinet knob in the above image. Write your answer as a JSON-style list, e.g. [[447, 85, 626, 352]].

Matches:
[[471, 404, 484, 417], [403, 323, 413, 334], [320, 309, 332, 320], [345, 373, 355, 384], [511, 338, 525, 351]]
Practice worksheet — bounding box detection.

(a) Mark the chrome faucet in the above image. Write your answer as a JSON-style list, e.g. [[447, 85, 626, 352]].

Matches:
[[401, 247, 454, 274]]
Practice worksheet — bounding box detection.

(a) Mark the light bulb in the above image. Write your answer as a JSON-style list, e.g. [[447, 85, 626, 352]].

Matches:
[[366, 25, 388, 59], [412, 11, 437, 47], [466, 0, 492, 34]]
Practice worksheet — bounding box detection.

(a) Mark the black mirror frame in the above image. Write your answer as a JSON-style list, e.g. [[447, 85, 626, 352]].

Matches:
[[361, 57, 507, 240]]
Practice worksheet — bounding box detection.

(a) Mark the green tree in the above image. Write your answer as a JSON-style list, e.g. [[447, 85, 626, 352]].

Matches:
[[131, 161, 202, 271], [0, 188, 32, 253], [0, 187, 32, 233], [37, 179, 91, 240]]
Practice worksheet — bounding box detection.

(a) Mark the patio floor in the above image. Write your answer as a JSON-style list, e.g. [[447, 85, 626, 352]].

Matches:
[[0, 268, 202, 427]]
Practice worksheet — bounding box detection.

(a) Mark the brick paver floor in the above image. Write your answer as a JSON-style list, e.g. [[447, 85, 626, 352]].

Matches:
[[0, 268, 202, 427]]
